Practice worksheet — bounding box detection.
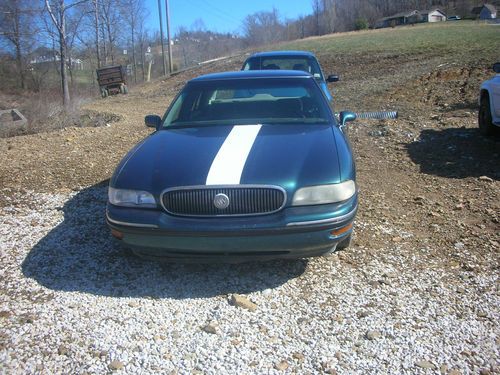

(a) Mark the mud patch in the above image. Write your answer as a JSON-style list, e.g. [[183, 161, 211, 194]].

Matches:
[[387, 65, 491, 114], [77, 110, 122, 128]]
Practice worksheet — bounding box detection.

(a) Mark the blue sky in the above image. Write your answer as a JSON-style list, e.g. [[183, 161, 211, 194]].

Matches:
[[145, 0, 313, 36]]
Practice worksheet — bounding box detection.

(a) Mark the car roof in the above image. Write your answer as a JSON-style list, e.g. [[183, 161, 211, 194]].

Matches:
[[190, 70, 313, 82], [247, 50, 316, 58]]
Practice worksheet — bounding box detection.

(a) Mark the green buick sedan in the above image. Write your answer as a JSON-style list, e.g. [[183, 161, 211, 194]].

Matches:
[[106, 70, 358, 261]]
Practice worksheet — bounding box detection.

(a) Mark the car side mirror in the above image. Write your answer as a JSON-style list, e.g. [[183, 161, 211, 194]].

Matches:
[[339, 111, 357, 127], [493, 62, 500, 74], [145, 115, 162, 130], [327, 74, 340, 83]]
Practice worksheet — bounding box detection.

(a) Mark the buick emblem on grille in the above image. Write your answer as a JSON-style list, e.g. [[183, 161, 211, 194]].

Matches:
[[213, 193, 230, 209]]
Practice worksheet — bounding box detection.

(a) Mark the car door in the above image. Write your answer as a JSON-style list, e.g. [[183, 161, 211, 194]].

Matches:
[[491, 75, 500, 119]]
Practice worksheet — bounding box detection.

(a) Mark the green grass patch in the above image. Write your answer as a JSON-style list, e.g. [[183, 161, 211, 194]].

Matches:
[[281, 21, 499, 60]]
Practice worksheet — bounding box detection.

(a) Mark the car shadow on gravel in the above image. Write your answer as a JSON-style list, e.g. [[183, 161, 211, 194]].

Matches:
[[406, 127, 500, 180], [22, 182, 307, 299]]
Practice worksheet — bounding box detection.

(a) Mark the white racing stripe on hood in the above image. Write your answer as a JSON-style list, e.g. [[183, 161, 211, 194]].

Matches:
[[206, 124, 262, 185]]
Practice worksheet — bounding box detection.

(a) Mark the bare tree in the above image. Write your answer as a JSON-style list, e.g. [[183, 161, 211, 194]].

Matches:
[[311, 0, 322, 35], [243, 8, 283, 46], [93, 0, 100, 68], [137, 23, 148, 81], [0, 0, 38, 89], [321, 0, 337, 34], [99, 16, 107, 65], [45, 0, 87, 108], [100, 0, 120, 64], [120, 0, 147, 83], [65, 5, 86, 86]]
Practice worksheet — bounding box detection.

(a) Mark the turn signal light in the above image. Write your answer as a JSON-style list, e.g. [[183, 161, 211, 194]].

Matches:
[[331, 223, 353, 237], [111, 229, 124, 240]]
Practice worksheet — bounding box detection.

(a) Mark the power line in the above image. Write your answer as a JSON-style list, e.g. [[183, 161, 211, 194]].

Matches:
[[185, 0, 236, 26], [197, 0, 235, 22]]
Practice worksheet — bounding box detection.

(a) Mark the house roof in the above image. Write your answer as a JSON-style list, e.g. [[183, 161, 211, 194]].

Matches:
[[377, 10, 419, 22], [472, 4, 497, 14], [420, 8, 446, 16], [483, 4, 497, 13]]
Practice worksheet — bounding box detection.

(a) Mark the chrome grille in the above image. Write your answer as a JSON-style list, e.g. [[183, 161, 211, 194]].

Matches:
[[161, 186, 286, 216]]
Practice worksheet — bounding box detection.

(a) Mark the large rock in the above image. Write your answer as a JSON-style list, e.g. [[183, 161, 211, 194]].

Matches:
[[230, 294, 257, 312]]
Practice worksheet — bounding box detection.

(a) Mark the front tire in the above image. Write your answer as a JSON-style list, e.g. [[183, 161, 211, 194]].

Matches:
[[478, 94, 495, 136]]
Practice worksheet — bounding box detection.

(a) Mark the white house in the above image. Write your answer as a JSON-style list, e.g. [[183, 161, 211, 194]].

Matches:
[[420, 9, 447, 22], [375, 8, 448, 28]]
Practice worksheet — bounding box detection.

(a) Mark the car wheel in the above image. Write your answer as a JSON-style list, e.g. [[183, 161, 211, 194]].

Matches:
[[337, 234, 352, 250], [478, 94, 495, 136]]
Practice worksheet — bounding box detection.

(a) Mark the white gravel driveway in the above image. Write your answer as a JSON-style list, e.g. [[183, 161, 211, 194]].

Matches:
[[0, 185, 498, 374]]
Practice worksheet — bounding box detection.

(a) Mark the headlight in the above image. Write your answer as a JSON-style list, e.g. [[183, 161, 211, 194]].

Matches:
[[292, 180, 356, 206], [108, 187, 156, 208]]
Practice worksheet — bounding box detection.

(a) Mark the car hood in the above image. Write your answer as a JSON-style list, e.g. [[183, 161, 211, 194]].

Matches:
[[112, 124, 343, 200]]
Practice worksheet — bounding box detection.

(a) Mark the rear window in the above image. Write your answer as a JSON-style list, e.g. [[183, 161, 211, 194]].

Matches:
[[163, 78, 331, 127], [243, 56, 324, 81]]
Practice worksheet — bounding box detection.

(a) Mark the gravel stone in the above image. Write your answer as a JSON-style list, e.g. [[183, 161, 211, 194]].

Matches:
[[292, 352, 305, 361], [478, 176, 494, 183], [201, 323, 217, 335], [357, 310, 370, 318], [109, 360, 125, 370], [230, 294, 257, 312], [415, 360, 435, 369], [57, 345, 69, 356], [274, 360, 289, 371], [365, 330, 382, 340]]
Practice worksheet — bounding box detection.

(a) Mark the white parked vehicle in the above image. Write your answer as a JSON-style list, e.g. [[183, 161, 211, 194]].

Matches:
[[479, 62, 500, 136]]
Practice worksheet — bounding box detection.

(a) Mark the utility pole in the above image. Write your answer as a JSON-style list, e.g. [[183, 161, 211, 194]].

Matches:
[[165, 0, 173, 74], [157, 0, 167, 76]]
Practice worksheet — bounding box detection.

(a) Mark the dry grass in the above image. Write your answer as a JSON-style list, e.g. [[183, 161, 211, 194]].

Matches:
[[0, 89, 122, 138], [281, 21, 499, 62]]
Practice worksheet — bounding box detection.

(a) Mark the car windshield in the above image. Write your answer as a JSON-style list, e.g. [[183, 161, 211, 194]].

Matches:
[[243, 56, 324, 81], [162, 78, 331, 128]]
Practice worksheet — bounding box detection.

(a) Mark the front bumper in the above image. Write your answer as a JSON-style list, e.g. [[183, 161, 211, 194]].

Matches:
[[106, 195, 357, 261]]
